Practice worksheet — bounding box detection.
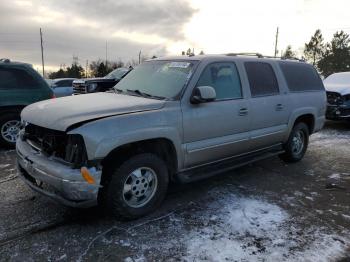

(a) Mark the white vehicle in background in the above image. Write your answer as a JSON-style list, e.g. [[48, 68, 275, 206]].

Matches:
[[324, 72, 350, 121], [47, 78, 76, 97]]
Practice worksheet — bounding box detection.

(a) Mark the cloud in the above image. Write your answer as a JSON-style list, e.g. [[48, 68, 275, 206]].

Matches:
[[0, 0, 195, 71]]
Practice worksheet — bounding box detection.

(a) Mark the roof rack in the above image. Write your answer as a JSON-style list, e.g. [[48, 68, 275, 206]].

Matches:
[[226, 53, 305, 62], [0, 58, 10, 63], [226, 53, 263, 58]]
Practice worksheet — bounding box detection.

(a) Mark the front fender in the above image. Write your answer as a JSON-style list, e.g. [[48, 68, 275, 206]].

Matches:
[[68, 105, 184, 169]]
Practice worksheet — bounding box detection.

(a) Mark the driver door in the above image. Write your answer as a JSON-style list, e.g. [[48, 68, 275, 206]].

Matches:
[[181, 62, 251, 168]]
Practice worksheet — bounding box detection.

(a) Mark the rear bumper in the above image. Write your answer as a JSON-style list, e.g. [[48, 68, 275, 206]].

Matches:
[[326, 104, 350, 120], [16, 137, 101, 208]]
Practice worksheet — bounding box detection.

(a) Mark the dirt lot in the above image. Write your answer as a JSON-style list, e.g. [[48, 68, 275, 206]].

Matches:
[[0, 121, 349, 261]]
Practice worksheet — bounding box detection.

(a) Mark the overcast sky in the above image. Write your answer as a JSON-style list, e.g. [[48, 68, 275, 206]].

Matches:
[[1, 0, 350, 73]]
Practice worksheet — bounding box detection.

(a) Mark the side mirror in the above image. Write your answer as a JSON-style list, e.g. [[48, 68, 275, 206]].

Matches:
[[190, 86, 216, 104]]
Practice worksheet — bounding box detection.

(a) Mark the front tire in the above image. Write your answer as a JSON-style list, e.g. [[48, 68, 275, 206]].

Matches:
[[0, 112, 21, 148], [280, 122, 309, 163], [104, 153, 169, 220]]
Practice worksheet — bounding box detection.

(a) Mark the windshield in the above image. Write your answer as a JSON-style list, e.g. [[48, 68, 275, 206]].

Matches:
[[105, 68, 129, 79], [114, 60, 195, 99]]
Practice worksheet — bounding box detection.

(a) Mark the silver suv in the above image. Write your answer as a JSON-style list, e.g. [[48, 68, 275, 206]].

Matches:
[[17, 55, 326, 219]]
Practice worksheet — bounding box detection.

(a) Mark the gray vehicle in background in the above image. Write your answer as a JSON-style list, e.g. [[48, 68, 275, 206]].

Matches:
[[17, 54, 326, 220], [49, 78, 76, 97]]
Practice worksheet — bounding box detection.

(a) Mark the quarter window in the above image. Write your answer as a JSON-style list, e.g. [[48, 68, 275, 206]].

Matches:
[[279, 62, 324, 91], [244, 62, 279, 97], [196, 62, 242, 100]]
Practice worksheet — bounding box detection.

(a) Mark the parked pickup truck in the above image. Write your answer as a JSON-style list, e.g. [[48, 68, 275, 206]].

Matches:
[[17, 55, 326, 219], [323, 72, 350, 121], [73, 67, 131, 95]]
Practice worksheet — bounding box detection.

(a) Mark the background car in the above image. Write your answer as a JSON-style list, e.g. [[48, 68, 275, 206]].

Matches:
[[323, 72, 350, 121], [49, 78, 76, 97], [0, 58, 54, 148], [73, 67, 132, 95]]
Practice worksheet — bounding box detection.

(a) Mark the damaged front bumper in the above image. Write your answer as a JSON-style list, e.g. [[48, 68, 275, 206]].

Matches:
[[326, 104, 350, 120], [16, 137, 102, 208]]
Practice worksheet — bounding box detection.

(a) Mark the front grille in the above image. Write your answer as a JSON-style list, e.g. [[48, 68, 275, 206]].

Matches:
[[24, 124, 67, 158], [24, 124, 87, 167], [73, 83, 87, 94], [326, 91, 344, 105]]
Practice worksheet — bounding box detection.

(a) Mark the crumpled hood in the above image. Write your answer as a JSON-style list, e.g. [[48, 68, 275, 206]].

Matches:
[[324, 81, 350, 96], [324, 83, 350, 96], [21, 92, 165, 131]]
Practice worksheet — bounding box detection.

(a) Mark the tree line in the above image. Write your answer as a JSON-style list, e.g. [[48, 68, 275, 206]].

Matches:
[[49, 30, 350, 79], [48, 56, 154, 79], [282, 29, 350, 77]]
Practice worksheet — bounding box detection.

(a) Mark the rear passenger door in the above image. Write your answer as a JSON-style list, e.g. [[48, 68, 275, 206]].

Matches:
[[244, 61, 290, 149], [182, 62, 250, 168]]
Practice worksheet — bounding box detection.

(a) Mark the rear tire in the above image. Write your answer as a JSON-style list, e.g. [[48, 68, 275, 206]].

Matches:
[[0, 112, 21, 149], [103, 153, 169, 220], [280, 122, 309, 163]]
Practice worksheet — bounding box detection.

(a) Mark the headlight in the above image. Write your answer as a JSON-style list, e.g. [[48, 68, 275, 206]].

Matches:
[[64, 134, 88, 168], [87, 83, 98, 92]]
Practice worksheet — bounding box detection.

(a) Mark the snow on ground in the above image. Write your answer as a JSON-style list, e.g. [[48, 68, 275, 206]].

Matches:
[[182, 190, 349, 262], [311, 128, 350, 148], [114, 188, 349, 261]]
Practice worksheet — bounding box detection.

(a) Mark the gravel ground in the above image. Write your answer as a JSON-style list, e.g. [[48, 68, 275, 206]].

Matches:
[[0, 121, 349, 261]]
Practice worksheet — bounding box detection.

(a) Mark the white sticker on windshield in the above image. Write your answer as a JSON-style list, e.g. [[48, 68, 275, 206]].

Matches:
[[168, 62, 191, 68]]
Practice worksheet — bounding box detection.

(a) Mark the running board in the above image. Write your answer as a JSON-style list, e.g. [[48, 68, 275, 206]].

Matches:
[[176, 146, 284, 183]]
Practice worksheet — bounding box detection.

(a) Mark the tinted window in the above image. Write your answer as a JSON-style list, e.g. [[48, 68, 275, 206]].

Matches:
[[0, 67, 39, 90], [279, 62, 324, 91], [55, 80, 73, 87], [196, 62, 242, 100], [245, 62, 279, 97]]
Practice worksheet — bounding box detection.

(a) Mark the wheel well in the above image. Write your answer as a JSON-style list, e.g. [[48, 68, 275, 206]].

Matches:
[[294, 114, 315, 134], [101, 138, 178, 180]]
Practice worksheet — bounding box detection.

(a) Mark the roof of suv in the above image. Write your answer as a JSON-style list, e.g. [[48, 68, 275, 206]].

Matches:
[[152, 54, 305, 64]]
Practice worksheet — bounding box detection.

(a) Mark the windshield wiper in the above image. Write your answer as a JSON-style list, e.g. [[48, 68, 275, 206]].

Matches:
[[126, 89, 166, 100]]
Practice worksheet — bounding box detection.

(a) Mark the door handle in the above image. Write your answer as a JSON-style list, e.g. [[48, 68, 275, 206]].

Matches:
[[276, 104, 284, 111], [239, 108, 249, 116]]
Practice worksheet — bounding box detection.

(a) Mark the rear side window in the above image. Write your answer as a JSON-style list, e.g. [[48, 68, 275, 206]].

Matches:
[[196, 62, 242, 100], [0, 67, 40, 90], [279, 62, 324, 91], [244, 62, 279, 97]]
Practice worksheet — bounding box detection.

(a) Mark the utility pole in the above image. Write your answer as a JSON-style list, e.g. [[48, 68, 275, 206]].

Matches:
[[39, 28, 45, 77], [138, 50, 141, 64], [274, 27, 279, 58], [105, 41, 108, 68], [85, 60, 88, 78]]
